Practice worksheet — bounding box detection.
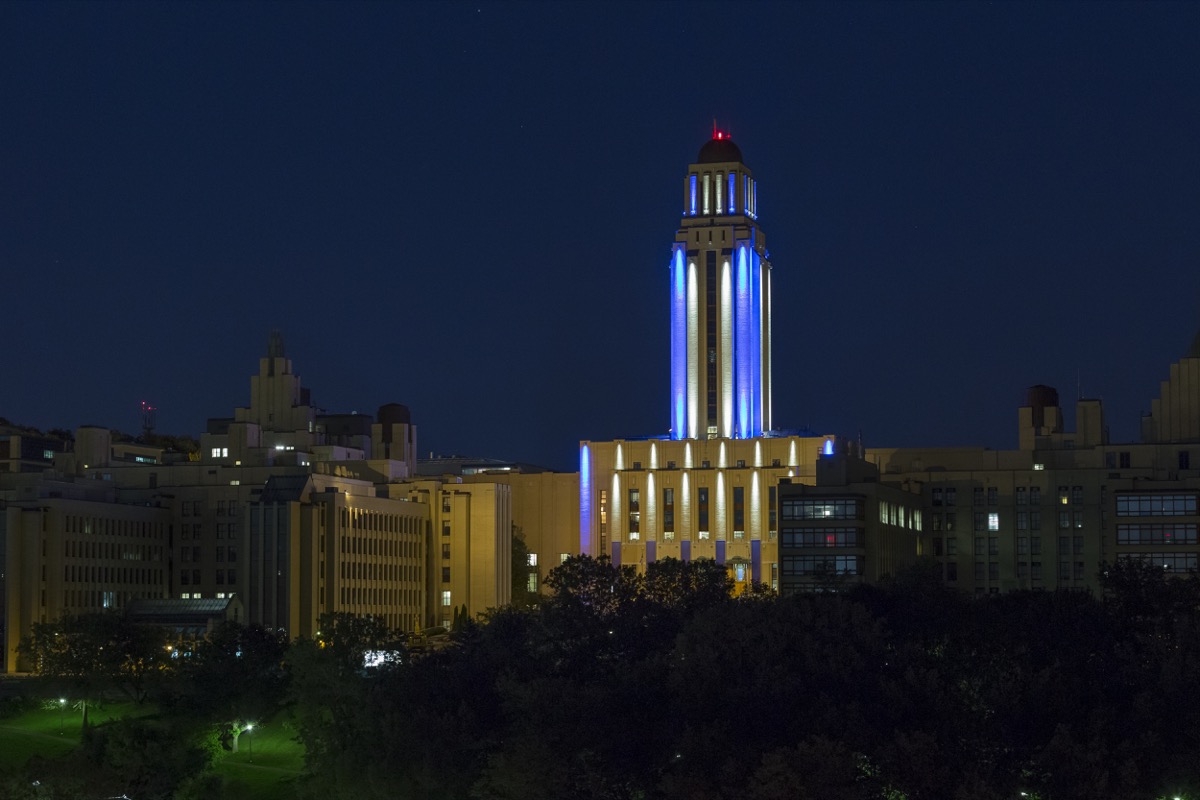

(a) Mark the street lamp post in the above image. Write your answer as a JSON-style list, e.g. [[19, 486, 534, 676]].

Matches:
[[58, 698, 65, 734], [245, 723, 254, 761]]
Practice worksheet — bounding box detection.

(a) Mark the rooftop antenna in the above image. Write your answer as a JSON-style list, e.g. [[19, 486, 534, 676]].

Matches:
[[140, 400, 157, 441]]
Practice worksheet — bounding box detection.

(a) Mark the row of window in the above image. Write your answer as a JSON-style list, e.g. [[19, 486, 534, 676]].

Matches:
[[968, 535, 1088, 557], [339, 586, 422, 610], [339, 534, 421, 559], [179, 523, 239, 540], [1115, 494, 1198, 517], [780, 528, 862, 548], [64, 540, 163, 562], [339, 561, 419, 583], [63, 565, 161, 585], [64, 515, 164, 537], [931, 510, 1093, 532], [968, 561, 1088, 582], [878, 501, 921, 530], [180, 546, 238, 563], [932, 486, 1090, 507], [935, 535, 1092, 558], [1116, 523, 1199, 545], [626, 530, 751, 542], [179, 569, 237, 585], [1119, 553, 1198, 572], [618, 486, 779, 538], [781, 555, 863, 577], [338, 507, 422, 534], [781, 498, 863, 521]]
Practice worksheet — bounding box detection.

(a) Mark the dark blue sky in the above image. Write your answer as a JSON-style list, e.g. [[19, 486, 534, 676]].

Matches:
[[3, 2, 1199, 471]]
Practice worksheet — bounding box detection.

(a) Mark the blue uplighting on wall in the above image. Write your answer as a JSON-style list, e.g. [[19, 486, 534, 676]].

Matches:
[[824, 438, 834, 456], [670, 248, 687, 439], [689, 174, 697, 216], [751, 246, 762, 436], [728, 172, 736, 213], [579, 444, 592, 554], [736, 244, 751, 438]]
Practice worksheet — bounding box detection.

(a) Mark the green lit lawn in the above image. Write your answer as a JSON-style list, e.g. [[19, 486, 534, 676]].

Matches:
[[0, 700, 149, 771], [211, 718, 304, 800], [0, 698, 303, 799]]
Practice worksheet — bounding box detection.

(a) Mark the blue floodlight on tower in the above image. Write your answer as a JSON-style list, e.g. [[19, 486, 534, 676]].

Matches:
[[670, 247, 688, 439]]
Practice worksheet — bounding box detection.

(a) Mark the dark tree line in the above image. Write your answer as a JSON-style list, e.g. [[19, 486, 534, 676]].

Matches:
[[293, 556, 1200, 800], [7, 557, 1200, 799]]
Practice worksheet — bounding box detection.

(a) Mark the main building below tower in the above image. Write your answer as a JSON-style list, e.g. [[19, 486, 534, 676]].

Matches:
[[580, 134, 835, 587], [670, 132, 771, 440]]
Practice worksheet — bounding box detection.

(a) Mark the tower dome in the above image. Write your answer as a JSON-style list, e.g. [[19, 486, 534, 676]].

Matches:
[[697, 135, 743, 164]]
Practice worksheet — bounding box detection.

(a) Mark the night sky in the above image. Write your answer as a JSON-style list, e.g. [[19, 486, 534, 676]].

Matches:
[[4, 2, 1199, 472]]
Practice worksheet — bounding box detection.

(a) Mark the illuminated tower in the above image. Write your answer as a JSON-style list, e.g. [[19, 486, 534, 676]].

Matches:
[[669, 132, 771, 440]]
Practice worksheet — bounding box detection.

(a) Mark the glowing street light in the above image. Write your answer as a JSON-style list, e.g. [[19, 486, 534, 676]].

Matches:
[[57, 698, 65, 734], [245, 722, 254, 761]]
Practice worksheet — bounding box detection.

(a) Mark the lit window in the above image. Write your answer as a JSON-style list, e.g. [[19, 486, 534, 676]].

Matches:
[[988, 513, 999, 531], [526, 574, 537, 593], [441, 590, 451, 607], [560, 553, 570, 564], [42, 449, 54, 459], [211, 448, 222, 458], [526, 553, 537, 567]]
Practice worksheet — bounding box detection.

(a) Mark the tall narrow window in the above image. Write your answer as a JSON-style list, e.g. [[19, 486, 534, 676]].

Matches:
[[728, 172, 736, 213], [733, 486, 745, 539], [628, 489, 640, 541], [768, 485, 777, 537], [702, 173, 711, 214], [663, 488, 675, 539], [698, 487, 710, 539]]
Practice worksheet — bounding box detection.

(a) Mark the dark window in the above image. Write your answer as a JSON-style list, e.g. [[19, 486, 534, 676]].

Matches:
[[663, 488, 675, 535], [733, 486, 745, 538], [768, 486, 777, 534]]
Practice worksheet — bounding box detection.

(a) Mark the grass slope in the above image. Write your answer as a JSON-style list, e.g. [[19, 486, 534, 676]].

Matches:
[[0, 699, 304, 800]]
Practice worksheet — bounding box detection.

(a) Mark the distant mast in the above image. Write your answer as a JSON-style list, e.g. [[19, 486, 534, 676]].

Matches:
[[140, 400, 157, 441]]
